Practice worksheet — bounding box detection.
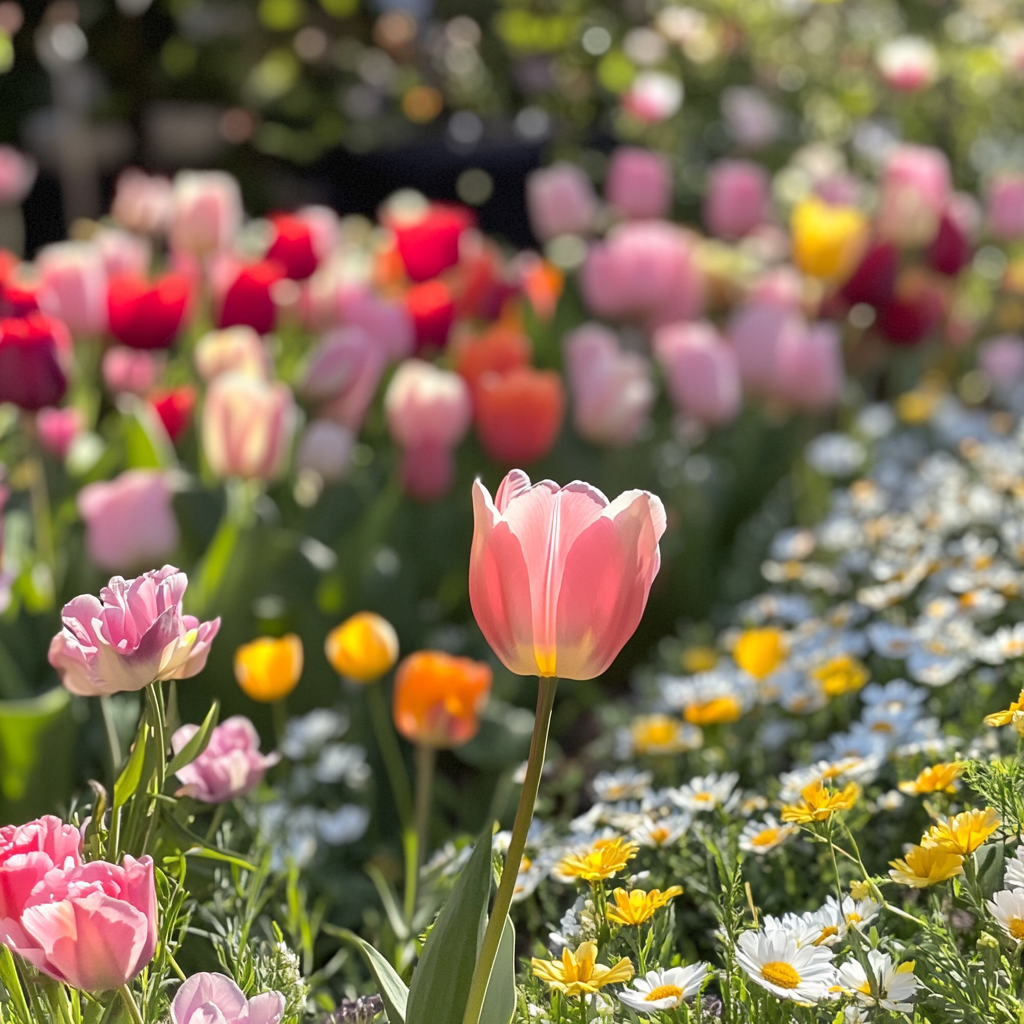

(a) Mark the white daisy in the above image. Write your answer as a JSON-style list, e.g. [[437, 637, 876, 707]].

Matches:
[[630, 813, 690, 849], [667, 772, 739, 813], [838, 949, 917, 1011], [1004, 847, 1024, 890], [735, 929, 836, 1003], [739, 816, 798, 855], [617, 964, 711, 1012], [592, 768, 654, 803], [988, 888, 1024, 942]]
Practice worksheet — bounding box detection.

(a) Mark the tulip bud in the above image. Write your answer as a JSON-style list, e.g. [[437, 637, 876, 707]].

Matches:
[[704, 160, 770, 241], [0, 313, 70, 410], [111, 168, 173, 235], [876, 145, 951, 248], [392, 650, 491, 748], [107, 272, 190, 350], [774, 322, 845, 412], [790, 198, 868, 282], [387, 203, 474, 282], [214, 259, 285, 336], [102, 346, 163, 397], [475, 367, 565, 465], [385, 360, 472, 450], [876, 36, 939, 92], [266, 213, 320, 281], [728, 303, 807, 395], [526, 163, 599, 241], [151, 385, 196, 443], [605, 147, 672, 220], [37, 406, 84, 460], [654, 321, 742, 427], [0, 146, 37, 206], [407, 279, 455, 351], [36, 242, 108, 337], [195, 326, 270, 381], [840, 242, 898, 309], [325, 611, 399, 683], [296, 420, 354, 482], [234, 635, 303, 702], [987, 174, 1024, 241], [202, 373, 297, 481], [171, 170, 243, 256]]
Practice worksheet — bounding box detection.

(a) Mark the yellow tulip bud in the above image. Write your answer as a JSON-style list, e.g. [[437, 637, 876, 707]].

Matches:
[[325, 612, 399, 683], [791, 197, 868, 282], [234, 634, 303, 702]]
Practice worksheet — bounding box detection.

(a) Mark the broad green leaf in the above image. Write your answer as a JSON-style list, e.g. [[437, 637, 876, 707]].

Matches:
[[119, 396, 175, 470], [331, 928, 408, 1024], [977, 841, 1006, 898], [167, 700, 220, 775], [479, 916, 516, 1024], [113, 720, 148, 809], [0, 944, 31, 1023], [407, 828, 492, 1024]]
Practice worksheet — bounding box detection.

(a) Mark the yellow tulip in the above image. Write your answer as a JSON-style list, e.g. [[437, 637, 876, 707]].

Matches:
[[234, 634, 303, 702], [325, 612, 399, 683], [791, 197, 868, 282]]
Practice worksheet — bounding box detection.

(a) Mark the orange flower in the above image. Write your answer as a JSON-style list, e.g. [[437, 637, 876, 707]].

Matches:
[[234, 634, 303, 702], [451, 323, 532, 396], [392, 651, 492, 748], [474, 367, 565, 465]]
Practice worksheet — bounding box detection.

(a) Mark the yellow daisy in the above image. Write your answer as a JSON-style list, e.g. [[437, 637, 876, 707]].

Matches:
[[898, 762, 965, 796], [555, 837, 639, 883], [531, 941, 634, 996], [780, 781, 860, 824], [889, 843, 964, 888], [606, 886, 683, 927], [924, 808, 1001, 855]]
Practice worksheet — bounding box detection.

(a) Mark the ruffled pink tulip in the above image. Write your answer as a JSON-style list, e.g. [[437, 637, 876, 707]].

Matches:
[[605, 147, 672, 220], [0, 853, 156, 992], [0, 816, 82, 921], [37, 406, 84, 460], [703, 160, 770, 241], [48, 566, 220, 697], [987, 174, 1024, 241], [774, 322, 845, 412], [172, 716, 280, 804], [301, 326, 388, 434], [194, 326, 270, 382], [470, 470, 666, 679], [654, 321, 742, 427], [78, 470, 180, 572], [564, 324, 654, 446], [202, 374, 296, 481], [36, 242, 108, 337], [170, 171, 242, 256], [876, 145, 951, 248], [171, 973, 285, 1024], [526, 162, 599, 241], [728, 303, 807, 395], [102, 346, 163, 397]]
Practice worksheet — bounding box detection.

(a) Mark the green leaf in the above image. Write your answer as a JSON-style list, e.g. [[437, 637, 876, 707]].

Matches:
[[407, 828, 492, 1024], [113, 719, 148, 809], [479, 916, 516, 1024], [0, 943, 31, 1023], [365, 862, 410, 941], [119, 396, 176, 470], [166, 700, 220, 775], [977, 841, 1006, 898], [331, 928, 408, 1024]]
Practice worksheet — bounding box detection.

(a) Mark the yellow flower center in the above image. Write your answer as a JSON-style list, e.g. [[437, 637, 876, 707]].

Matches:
[[650, 827, 671, 845], [846, 913, 862, 924], [751, 828, 780, 847], [813, 925, 839, 946], [685, 695, 743, 726], [1010, 918, 1024, 940], [692, 791, 713, 804], [760, 961, 801, 989], [645, 984, 684, 1003]]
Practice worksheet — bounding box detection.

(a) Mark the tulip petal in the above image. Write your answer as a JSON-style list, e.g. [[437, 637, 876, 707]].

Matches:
[[246, 991, 287, 1024], [171, 973, 247, 1024]]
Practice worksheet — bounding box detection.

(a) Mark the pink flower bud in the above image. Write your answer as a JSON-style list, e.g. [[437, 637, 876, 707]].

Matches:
[[37, 406, 84, 460], [564, 323, 654, 446], [296, 420, 354, 482], [301, 326, 388, 433], [171, 973, 285, 1024], [194, 326, 270, 381], [78, 470, 180, 572], [172, 716, 280, 803], [876, 145, 951, 248], [654, 321, 742, 426], [774, 322, 845, 412], [101, 346, 163, 397], [704, 160, 770, 241], [384, 359, 472, 450], [36, 242, 108, 337], [605, 147, 672, 220], [170, 171, 243, 256], [728, 303, 807, 394], [0, 146, 36, 206], [876, 36, 939, 92], [987, 174, 1024, 241], [111, 169, 173, 235], [526, 162, 599, 241]]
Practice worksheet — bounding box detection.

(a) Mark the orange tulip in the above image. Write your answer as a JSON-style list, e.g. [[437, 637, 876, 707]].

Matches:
[[451, 323, 532, 396], [392, 651, 492, 748], [475, 367, 565, 465]]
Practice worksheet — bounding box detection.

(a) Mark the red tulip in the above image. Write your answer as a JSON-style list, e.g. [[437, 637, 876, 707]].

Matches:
[[475, 367, 564, 465], [266, 214, 319, 281], [391, 204, 474, 283], [840, 242, 898, 309], [216, 260, 284, 336], [407, 279, 456, 351], [107, 273, 190, 350], [0, 313, 70, 410], [876, 280, 945, 346], [151, 386, 196, 443], [452, 323, 532, 396], [927, 209, 972, 277]]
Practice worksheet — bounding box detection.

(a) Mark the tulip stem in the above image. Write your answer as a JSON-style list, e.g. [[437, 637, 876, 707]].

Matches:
[[100, 695, 122, 775], [406, 743, 436, 924], [461, 676, 558, 1024], [366, 682, 413, 828], [24, 414, 56, 596], [117, 987, 145, 1024]]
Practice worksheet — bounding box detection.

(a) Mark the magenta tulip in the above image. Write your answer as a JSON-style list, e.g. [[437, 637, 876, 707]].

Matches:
[[171, 972, 285, 1024], [470, 470, 665, 679], [605, 147, 672, 220], [172, 716, 280, 804]]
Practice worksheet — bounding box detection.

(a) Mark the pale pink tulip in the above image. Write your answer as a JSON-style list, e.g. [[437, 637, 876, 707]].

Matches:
[[526, 162, 599, 241], [774, 322, 845, 412], [0, 854, 156, 992], [338, 286, 414, 361], [301, 326, 388, 433], [48, 566, 220, 697], [470, 471, 666, 679], [111, 169, 173, 235], [605, 147, 672, 220], [876, 145, 951, 248], [987, 174, 1024, 241], [0, 816, 82, 921], [703, 160, 770, 241], [564, 324, 654, 446], [36, 243, 108, 337], [728, 303, 807, 394], [654, 321, 742, 426], [171, 973, 285, 1024], [747, 266, 805, 309], [93, 228, 152, 279], [78, 470, 180, 571], [876, 36, 939, 92], [621, 71, 683, 123], [37, 406, 84, 460], [0, 146, 36, 206], [295, 420, 354, 482], [170, 171, 243, 256], [172, 716, 280, 804], [202, 374, 296, 480], [101, 347, 164, 397], [194, 326, 270, 382]]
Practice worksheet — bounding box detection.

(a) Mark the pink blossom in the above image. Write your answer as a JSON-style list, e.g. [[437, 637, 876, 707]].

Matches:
[[93, 228, 152, 280], [703, 160, 770, 241], [987, 174, 1024, 241], [36, 242, 108, 337], [170, 171, 243, 256], [48, 566, 220, 697], [621, 71, 683, 123], [338, 286, 414, 361], [172, 716, 280, 804], [876, 36, 939, 92], [111, 169, 173, 236], [194, 326, 270, 382], [0, 816, 82, 921], [728, 303, 807, 395], [526, 163, 599, 241], [0, 147, 37, 206], [876, 145, 951, 248], [980, 335, 1024, 384], [654, 321, 742, 426], [295, 420, 354, 482], [37, 406, 84, 460], [171, 972, 285, 1024], [774, 322, 845, 412], [101, 346, 164, 397], [301, 326, 388, 434], [605, 148, 672, 220]]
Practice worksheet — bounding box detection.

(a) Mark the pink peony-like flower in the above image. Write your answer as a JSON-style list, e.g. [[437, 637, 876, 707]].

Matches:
[[0, 852, 156, 992], [470, 470, 665, 680], [47, 566, 220, 697], [171, 972, 285, 1024], [172, 716, 280, 804], [0, 816, 82, 921]]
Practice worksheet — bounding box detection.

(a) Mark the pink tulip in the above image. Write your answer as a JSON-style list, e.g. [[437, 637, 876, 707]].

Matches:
[[170, 171, 243, 256], [987, 174, 1024, 241], [93, 228, 152, 280], [526, 162, 599, 241], [171, 973, 285, 1024], [194, 326, 270, 382], [295, 420, 354, 482], [301, 326, 388, 433], [111, 169, 174, 236], [338, 286, 414, 361], [605, 147, 672, 220], [774, 322, 845, 412], [202, 374, 296, 480], [0, 816, 83, 921], [748, 266, 805, 309], [564, 324, 654, 446], [621, 71, 683, 123], [728, 303, 807, 394], [654, 321, 742, 427], [580, 221, 703, 323], [721, 86, 781, 150], [37, 406, 84, 460], [78, 470, 180, 572], [703, 160, 770, 241], [36, 243, 108, 337], [0, 853, 156, 992], [172, 716, 280, 804], [469, 470, 666, 679], [876, 145, 951, 248], [980, 335, 1024, 384], [48, 566, 220, 697], [876, 36, 939, 92], [0, 146, 37, 206], [101, 346, 164, 397]]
